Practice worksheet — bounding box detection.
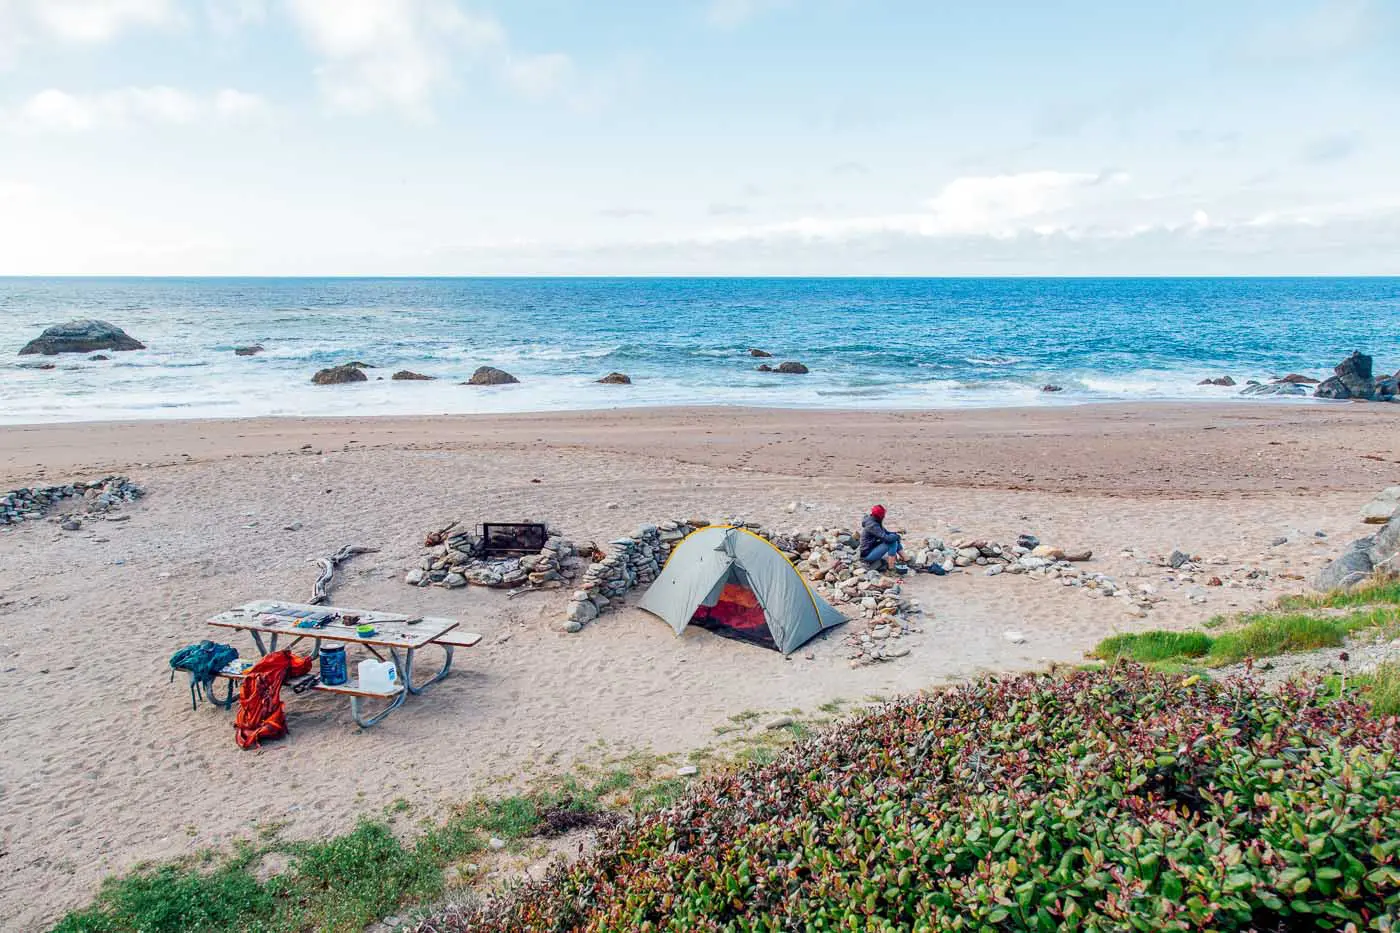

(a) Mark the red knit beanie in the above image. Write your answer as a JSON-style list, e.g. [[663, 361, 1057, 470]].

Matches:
[[871, 505, 886, 521]]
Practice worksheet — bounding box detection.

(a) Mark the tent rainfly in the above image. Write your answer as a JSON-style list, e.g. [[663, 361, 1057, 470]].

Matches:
[[637, 525, 847, 654]]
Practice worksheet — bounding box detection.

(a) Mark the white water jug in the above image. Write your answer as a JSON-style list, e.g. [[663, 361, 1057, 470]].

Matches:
[[358, 659, 399, 692]]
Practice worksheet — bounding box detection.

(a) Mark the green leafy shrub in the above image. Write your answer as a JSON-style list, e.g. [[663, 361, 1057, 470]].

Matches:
[[432, 668, 1400, 932]]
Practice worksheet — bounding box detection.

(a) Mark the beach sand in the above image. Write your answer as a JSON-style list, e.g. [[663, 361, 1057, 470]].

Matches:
[[2, 402, 1398, 930]]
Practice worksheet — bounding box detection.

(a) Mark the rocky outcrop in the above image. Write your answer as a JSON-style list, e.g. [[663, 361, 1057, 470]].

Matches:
[[756, 364, 773, 372], [1312, 352, 1396, 401], [1241, 382, 1306, 396], [19, 320, 145, 355], [234, 345, 265, 356], [1198, 376, 1236, 386], [1277, 373, 1320, 385], [392, 370, 434, 381], [749, 348, 773, 358], [597, 372, 632, 384], [311, 364, 368, 385], [89, 354, 110, 361], [775, 361, 809, 374], [1362, 487, 1400, 525], [465, 366, 519, 386], [1041, 385, 1064, 393]]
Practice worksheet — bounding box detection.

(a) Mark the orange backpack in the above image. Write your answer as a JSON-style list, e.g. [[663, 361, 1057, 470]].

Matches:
[[234, 650, 313, 749]]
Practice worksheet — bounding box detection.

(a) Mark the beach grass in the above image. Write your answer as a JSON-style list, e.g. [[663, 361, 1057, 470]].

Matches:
[[1092, 588, 1400, 668], [1353, 660, 1400, 717]]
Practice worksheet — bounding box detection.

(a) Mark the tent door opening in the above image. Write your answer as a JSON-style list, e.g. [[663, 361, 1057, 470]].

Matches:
[[689, 567, 778, 651]]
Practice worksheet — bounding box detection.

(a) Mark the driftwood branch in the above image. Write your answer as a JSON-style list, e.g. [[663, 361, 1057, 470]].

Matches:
[[307, 545, 379, 605]]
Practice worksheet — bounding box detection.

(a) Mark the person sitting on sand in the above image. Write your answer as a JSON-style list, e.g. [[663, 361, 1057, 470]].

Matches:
[[860, 505, 908, 572]]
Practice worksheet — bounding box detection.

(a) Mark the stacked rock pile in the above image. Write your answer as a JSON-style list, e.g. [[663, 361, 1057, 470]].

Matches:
[[406, 528, 588, 590], [566, 521, 705, 630], [1, 476, 144, 526]]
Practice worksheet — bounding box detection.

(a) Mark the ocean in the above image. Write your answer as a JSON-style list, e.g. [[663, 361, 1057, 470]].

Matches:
[[1, 277, 1397, 425]]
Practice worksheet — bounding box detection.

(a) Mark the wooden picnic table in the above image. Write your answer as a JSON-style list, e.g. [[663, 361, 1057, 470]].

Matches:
[[207, 599, 480, 727]]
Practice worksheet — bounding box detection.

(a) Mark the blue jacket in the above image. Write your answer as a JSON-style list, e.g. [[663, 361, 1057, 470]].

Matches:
[[859, 514, 897, 559]]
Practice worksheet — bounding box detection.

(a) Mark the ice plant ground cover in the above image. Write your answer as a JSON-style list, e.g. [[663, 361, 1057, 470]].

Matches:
[[427, 667, 1400, 932]]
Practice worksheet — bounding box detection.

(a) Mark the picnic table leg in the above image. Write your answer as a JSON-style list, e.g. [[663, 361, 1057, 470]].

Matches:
[[349, 685, 407, 728], [391, 645, 454, 696], [249, 630, 270, 656], [201, 677, 238, 711]]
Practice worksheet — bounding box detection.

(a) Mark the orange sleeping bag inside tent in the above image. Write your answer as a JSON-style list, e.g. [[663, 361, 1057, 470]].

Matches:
[[234, 649, 313, 749]]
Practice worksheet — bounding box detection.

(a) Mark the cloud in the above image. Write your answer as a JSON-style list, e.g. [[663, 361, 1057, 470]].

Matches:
[[0, 0, 176, 64], [598, 207, 652, 219], [4, 86, 268, 132], [1245, 0, 1382, 62], [699, 171, 1130, 244], [1300, 131, 1361, 164], [831, 160, 868, 176], [708, 202, 751, 216], [705, 0, 792, 28], [285, 0, 586, 116]]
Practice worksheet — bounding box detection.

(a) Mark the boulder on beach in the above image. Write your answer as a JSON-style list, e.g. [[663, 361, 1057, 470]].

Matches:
[[749, 348, 773, 358], [1241, 382, 1305, 397], [1276, 373, 1320, 385], [311, 364, 368, 385], [1372, 514, 1400, 573], [465, 366, 519, 386], [1197, 376, 1236, 386], [392, 370, 435, 381], [597, 372, 632, 384], [234, 345, 265, 356], [19, 320, 145, 355], [1313, 376, 1351, 400], [775, 361, 809, 374], [1316, 537, 1375, 591], [1362, 487, 1400, 525], [1375, 374, 1399, 400]]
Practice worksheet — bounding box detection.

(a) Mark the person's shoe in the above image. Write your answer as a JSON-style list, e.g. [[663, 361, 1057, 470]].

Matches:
[[894, 563, 910, 574]]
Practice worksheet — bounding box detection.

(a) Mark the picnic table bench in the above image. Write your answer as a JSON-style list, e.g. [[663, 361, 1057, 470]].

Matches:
[[207, 600, 481, 727]]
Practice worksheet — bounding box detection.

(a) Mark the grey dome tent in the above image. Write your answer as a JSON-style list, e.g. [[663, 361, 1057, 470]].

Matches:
[[637, 525, 847, 654]]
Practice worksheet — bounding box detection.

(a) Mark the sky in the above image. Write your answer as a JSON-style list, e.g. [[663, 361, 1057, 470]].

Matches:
[[0, 0, 1398, 275]]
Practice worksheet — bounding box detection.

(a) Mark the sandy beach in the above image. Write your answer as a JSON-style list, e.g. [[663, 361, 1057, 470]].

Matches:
[[2, 401, 1398, 930]]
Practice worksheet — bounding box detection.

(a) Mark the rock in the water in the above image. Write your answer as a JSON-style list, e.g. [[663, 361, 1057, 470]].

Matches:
[[749, 348, 773, 358], [1197, 376, 1236, 386], [312, 364, 368, 385], [234, 344, 265, 356], [19, 320, 145, 355], [1333, 350, 1374, 398], [89, 354, 110, 361], [392, 370, 435, 381], [465, 366, 519, 386], [755, 363, 773, 372], [1316, 537, 1375, 591], [1276, 373, 1320, 385], [1362, 487, 1400, 525], [1241, 381, 1306, 396], [1313, 375, 1351, 400], [1041, 384, 1063, 393], [597, 372, 632, 384], [775, 361, 809, 374]]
